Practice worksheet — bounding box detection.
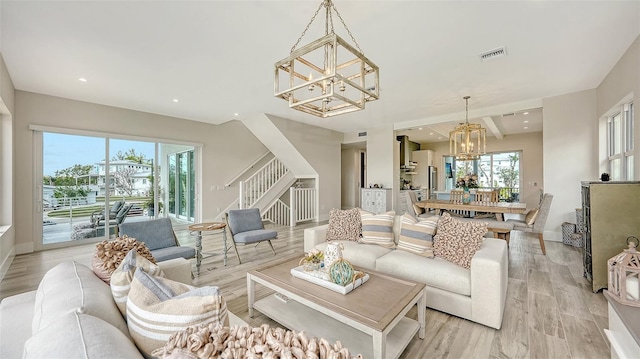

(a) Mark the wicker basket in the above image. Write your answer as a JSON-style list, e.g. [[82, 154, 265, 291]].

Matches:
[[569, 233, 584, 248], [562, 222, 577, 245]]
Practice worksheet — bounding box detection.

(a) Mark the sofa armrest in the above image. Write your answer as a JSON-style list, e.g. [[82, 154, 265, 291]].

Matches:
[[303, 224, 329, 252], [470, 237, 508, 329], [158, 258, 193, 284]]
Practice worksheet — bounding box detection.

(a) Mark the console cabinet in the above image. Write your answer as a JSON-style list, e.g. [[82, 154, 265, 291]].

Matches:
[[581, 181, 640, 292], [361, 188, 392, 214]]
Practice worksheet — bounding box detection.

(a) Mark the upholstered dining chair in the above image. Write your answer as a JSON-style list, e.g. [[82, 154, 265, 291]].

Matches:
[[119, 217, 196, 262], [225, 208, 277, 264], [506, 193, 553, 255]]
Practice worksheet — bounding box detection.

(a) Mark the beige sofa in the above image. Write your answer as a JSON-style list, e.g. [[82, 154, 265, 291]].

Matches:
[[0, 258, 244, 358], [304, 216, 509, 330]]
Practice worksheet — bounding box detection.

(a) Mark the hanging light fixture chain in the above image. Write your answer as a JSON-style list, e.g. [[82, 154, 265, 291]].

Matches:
[[330, 1, 364, 54], [290, 0, 326, 53]]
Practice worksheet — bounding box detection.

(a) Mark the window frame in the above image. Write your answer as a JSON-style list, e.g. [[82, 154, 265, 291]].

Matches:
[[606, 101, 634, 181]]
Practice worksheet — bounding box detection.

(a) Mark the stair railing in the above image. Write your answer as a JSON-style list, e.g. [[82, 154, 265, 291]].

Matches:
[[239, 157, 289, 209], [262, 199, 290, 226], [289, 187, 317, 227]]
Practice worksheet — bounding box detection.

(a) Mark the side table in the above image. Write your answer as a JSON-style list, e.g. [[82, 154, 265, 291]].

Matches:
[[188, 222, 228, 274]]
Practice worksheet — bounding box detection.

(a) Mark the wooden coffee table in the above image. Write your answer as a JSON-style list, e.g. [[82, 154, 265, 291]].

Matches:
[[247, 258, 426, 359]]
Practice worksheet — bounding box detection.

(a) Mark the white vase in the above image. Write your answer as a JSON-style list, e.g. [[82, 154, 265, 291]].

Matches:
[[324, 242, 344, 269]]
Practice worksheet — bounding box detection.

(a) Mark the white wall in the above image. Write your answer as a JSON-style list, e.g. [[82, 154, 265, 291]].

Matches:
[[13, 91, 267, 253], [0, 53, 16, 280], [542, 89, 598, 241], [366, 125, 395, 189], [341, 147, 358, 209]]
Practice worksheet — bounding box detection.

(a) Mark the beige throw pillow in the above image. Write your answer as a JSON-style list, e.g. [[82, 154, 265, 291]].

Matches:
[[525, 208, 539, 225], [433, 212, 487, 269], [326, 208, 362, 241], [358, 209, 396, 248], [127, 270, 229, 357], [110, 249, 164, 316], [396, 214, 438, 258]]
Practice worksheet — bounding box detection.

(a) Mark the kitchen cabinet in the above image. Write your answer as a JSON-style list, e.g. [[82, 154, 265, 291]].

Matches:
[[361, 188, 392, 214]]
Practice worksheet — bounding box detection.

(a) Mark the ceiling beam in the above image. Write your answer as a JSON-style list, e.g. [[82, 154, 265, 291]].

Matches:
[[482, 116, 503, 139]]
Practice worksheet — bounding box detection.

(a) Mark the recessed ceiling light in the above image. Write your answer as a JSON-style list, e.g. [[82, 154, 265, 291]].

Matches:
[[418, 127, 423, 130], [173, 99, 180, 103], [429, 132, 434, 135], [524, 120, 529, 123], [524, 126, 529, 129], [78, 78, 87, 82], [234, 113, 239, 116], [523, 112, 529, 115], [438, 136, 442, 139]]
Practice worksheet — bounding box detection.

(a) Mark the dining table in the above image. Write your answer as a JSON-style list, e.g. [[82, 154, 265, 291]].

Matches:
[[415, 199, 527, 221]]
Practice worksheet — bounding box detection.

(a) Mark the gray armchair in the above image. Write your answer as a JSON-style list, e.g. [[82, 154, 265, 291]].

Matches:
[[119, 217, 196, 262], [225, 208, 277, 264]]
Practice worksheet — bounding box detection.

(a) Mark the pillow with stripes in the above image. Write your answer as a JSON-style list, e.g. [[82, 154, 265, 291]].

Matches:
[[110, 249, 164, 316], [396, 214, 439, 258], [358, 209, 396, 248], [126, 270, 229, 357]]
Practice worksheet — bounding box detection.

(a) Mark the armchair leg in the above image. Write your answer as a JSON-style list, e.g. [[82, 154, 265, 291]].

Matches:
[[538, 233, 546, 255], [231, 241, 242, 264], [267, 240, 276, 255]]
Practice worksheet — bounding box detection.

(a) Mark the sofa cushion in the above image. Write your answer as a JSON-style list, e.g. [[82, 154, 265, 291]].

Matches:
[[376, 249, 471, 296], [127, 270, 229, 357], [433, 212, 487, 269], [93, 236, 156, 284], [0, 291, 36, 359], [315, 240, 391, 270], [24, 312, 143, 359], [358, 209, 396, 248], [31, 261, 129, 338], [396, 214, 438, 258], [326, 208, 361, 241], [111, 249, 165, 316]]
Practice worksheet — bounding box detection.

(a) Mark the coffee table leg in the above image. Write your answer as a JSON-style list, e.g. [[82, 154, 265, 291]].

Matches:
[[372, 331, 385, 359], [247, 275, 255, 318], [418, 289, 426, 339]]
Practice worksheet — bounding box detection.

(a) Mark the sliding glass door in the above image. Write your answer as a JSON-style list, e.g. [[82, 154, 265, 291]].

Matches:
[[39, 130, 199, 248]]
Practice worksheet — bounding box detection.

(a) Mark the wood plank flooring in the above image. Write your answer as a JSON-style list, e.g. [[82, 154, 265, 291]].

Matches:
[[0, 221, 610, 358]]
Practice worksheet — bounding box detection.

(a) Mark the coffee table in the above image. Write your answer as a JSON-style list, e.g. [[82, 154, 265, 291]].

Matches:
[[247, 258, 426, 359]]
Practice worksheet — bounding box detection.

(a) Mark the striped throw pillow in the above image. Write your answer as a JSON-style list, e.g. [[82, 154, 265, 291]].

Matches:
[[397, 214, 439, 258], [127, 270, 229, 357], [358, 209, 396, 248], [110, 249, 164, 316]]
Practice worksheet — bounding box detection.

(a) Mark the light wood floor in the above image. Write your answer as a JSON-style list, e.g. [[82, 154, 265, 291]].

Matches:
[[0, 222, 610, 359]]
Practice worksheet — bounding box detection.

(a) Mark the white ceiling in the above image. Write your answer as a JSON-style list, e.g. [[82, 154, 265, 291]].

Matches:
[[1, 1, 639, 135]]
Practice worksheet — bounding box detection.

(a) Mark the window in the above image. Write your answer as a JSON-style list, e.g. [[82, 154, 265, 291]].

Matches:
[[444, 151, 522, 201], [607, 102, 634, 180]]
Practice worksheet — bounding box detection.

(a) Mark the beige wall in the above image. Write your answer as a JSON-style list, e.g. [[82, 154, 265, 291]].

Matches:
[[341, 147, 358, 209], [13, 91, 268, 253], [419, 132, 544, 208], [542, 89, 598, 241], [597, 35, 640, 177], [0, 53, 16, 279], [270, 116, 343, 220]]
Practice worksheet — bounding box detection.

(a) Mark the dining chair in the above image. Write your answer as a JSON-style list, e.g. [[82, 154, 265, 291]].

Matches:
[[448, 190, 471, 217], [473, 190, 500, 219], [506, 193, 553, 255], [225, 208, 277, 264], [406, 191, 431, 218]]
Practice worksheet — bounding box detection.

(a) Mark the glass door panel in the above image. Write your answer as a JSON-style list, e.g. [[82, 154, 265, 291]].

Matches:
[[42, 133, 106, 245]]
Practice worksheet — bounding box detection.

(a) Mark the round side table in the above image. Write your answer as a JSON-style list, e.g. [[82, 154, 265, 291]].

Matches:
[[188, 222, 228, 274]]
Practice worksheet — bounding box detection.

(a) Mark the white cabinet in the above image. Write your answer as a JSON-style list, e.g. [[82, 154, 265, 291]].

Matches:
[[361, 189, 392, 214]]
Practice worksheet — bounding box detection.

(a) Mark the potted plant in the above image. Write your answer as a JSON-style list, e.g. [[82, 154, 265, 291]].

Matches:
[[299, 249, 324, 271]]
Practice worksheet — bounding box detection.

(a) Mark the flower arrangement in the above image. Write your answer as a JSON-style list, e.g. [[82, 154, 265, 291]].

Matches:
[[456, 173, 479, 189], [300, 249, 324, 271]]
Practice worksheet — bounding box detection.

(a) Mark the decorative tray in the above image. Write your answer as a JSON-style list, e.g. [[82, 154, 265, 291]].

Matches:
[[290, 266, 369, 295]]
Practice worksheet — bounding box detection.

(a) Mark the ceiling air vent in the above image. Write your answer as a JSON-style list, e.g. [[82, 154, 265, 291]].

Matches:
[[479, 46, 507, 62]]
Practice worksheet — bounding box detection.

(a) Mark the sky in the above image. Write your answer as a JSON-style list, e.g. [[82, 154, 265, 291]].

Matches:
[[43, 133, 155, 176]]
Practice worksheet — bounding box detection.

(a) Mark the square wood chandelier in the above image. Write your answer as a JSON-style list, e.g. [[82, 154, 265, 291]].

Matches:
[[274, 0, 380, 118], [450, 96, 487, 161]]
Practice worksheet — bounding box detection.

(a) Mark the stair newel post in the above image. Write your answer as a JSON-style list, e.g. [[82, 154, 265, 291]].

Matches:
[[290, 187, 296, 227]]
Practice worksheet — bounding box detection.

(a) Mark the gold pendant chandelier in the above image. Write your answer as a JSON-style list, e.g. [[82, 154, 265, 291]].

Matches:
[[449, 96, 487, 161], [274, 0, 380, 118]]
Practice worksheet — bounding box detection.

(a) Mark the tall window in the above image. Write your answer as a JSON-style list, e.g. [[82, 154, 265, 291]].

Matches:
[[607, 102, 634, 180]]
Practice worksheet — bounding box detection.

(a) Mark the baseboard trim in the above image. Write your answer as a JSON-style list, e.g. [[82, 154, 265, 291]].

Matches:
[[545, 229, 562, 242], [15, 241, 34, 255], [0, 246, 15, 282]]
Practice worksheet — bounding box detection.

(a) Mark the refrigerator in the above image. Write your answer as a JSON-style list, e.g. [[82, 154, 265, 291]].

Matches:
[[427, 166, 437, 199]]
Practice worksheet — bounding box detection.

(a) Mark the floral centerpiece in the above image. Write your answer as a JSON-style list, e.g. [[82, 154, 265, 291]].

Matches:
[[299, 249, 324, 271], [456, 173, 479, 190]]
